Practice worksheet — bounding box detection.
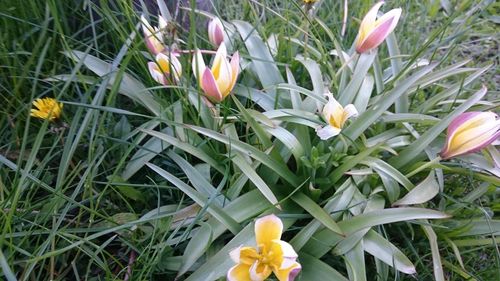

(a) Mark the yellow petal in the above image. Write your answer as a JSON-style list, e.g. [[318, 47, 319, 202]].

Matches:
[[227, 263, 252, 281], [249, 260, 273, 281], [211, 43, 228, 79], [255, 214, 283, 249], [273, 262, 301, 281], [229, 246, 259, 265]]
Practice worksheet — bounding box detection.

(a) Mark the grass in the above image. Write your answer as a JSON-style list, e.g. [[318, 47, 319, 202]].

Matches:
[[1, 0, 499, 280]]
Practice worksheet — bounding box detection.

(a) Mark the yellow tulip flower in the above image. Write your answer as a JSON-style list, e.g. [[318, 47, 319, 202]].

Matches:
[[227, 214, 301, 281], [316, 93, 358, 140], [148, 52, 182, 85]]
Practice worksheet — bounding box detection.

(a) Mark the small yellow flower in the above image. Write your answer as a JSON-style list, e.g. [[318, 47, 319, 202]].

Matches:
[[303, 0, 318, 3], [227, 214, 301, 281], [30, 98, 63, 121]]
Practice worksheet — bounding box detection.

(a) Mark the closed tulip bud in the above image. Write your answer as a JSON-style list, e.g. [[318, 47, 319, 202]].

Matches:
[[192, 43, 240, 103], [141, 15, 167, 55], [316, 93, 358, 140], [148, 53, 182, 85], [208, 17, 225, 47], [440, 112, 500, 160], [355, 1, 402, 53]]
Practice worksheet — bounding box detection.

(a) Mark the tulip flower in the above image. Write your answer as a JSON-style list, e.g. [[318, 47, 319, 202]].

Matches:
[[440, 112, 500, 160], [30, 98, 63, 121], [148, 53, 182, 85], [192, 43, 239, 103], [208, 17, 225, 47], [316, 93, 358, 140], [355, 1, 402, 53], [227, 214, 301, 281], [141, 15, 167, 55]]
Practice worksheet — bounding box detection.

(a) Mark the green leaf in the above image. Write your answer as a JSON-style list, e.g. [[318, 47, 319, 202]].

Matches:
[[184, 125, 301, 186], [329, 144, 381, 185], [300, 252, 349, 281], [177, 222, 213, 277], [338, 52, 377, 106], [343, 64, 437, 141], [393, 171, 439, 206], [364, 230, 416, 274], [146, 163, 241, 234], [231, 154, 279, 206], [345, 241, 366, 281], [292, 192, 344, 235]]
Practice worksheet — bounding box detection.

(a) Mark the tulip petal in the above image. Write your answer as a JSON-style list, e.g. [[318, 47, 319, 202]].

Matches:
[[229, 246, 259, 265], [208, 18, 224, 46], [357, 1, 385, 43], [273, 262, 302, 281], [225, 51, 240, 98], [192, 49, 206, 82], [270, 240, 298, 269], [341, 104, 359, 126], [322, 93, 344, 128], [249, 260, 273, 281], [316, 125, 342, 140], [255, 214, 283, 249], [441, 112, 500, 159], [211, 43, 228, 78], [227, 263, 252, 281], [356, 13, 396, 53], [148, 62, 166, 85], [201, 67, 224, 102]]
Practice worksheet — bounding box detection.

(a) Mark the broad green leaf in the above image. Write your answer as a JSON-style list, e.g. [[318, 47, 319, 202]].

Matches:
[[304, 208, 450, 257], [422, 225, 445, 281], [453, 220, 500, 237], [345, 241, 366, 281], [296, 55, 325, 99], [146, 163, 241, 234], [177, 223, 213, 277], [184, 125, 301, 186], [353, 75, 374, 113], [139, 129, 225, 174], [231, 154, 279, 206], [380, 113, 440, 125], [344, 64, 438, 142], [338, 52, 377, 106], [364, 230, 416, 274], [393, 171, 439, 206], [299, 253, 348, 281], [167, 151, 226, 206], [329, 144, 381, 185], [265, 126, 305, 162], [292, 192, 344, 235]]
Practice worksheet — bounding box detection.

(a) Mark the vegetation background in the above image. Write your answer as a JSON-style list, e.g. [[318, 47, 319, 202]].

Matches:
[[0, 0, 499, 280]]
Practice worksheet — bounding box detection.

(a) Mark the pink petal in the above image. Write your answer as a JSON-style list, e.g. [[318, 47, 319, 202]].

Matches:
[[356, 16, 395, 53], [201, 68, 224, 102]]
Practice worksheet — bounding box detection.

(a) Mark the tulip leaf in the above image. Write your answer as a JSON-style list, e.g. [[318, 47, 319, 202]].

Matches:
[[343, 63, 437, 141], [364, 230, 416, 274], [299, 252, 349, 281], [139, 129, 225, 174], [296, 55, 325, 100], [292, 192, 344, 235], [393, 171, 439, 206], [390, 85, 488, 169], [184, 125, 301, 186], [177, 222, 213, 277], [339, 52, 377, 106], [230, 154, 279, 206], [345, 241, 366, 281], [146, 163, 241, 234], [329, 144, 381, 186], [353, 75, 374, 113]]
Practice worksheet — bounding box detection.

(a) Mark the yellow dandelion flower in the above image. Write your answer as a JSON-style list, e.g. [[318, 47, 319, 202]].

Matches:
[[30, 98, 63, 121]]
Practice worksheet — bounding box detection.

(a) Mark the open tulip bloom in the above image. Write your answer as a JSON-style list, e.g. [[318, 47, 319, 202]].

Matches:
[[141, 15, 167, 55], [208, 17, 225, 47], [355, 1, 402, 53], [227, 214, 301, 281], [192, 43, 239, 103], [316, 93, 358, 140], [148, 52, 182, 85], [440, 111, 500, 160]]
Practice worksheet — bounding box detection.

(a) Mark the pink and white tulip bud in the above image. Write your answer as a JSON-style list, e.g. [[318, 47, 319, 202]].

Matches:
[[355, 1, 402, 53], [208, 17, 225, 47], [141, 15, 167, 55], [440, 112, 500, 160], [148, 53, 182, 85], [192, 43, 239, 103]]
